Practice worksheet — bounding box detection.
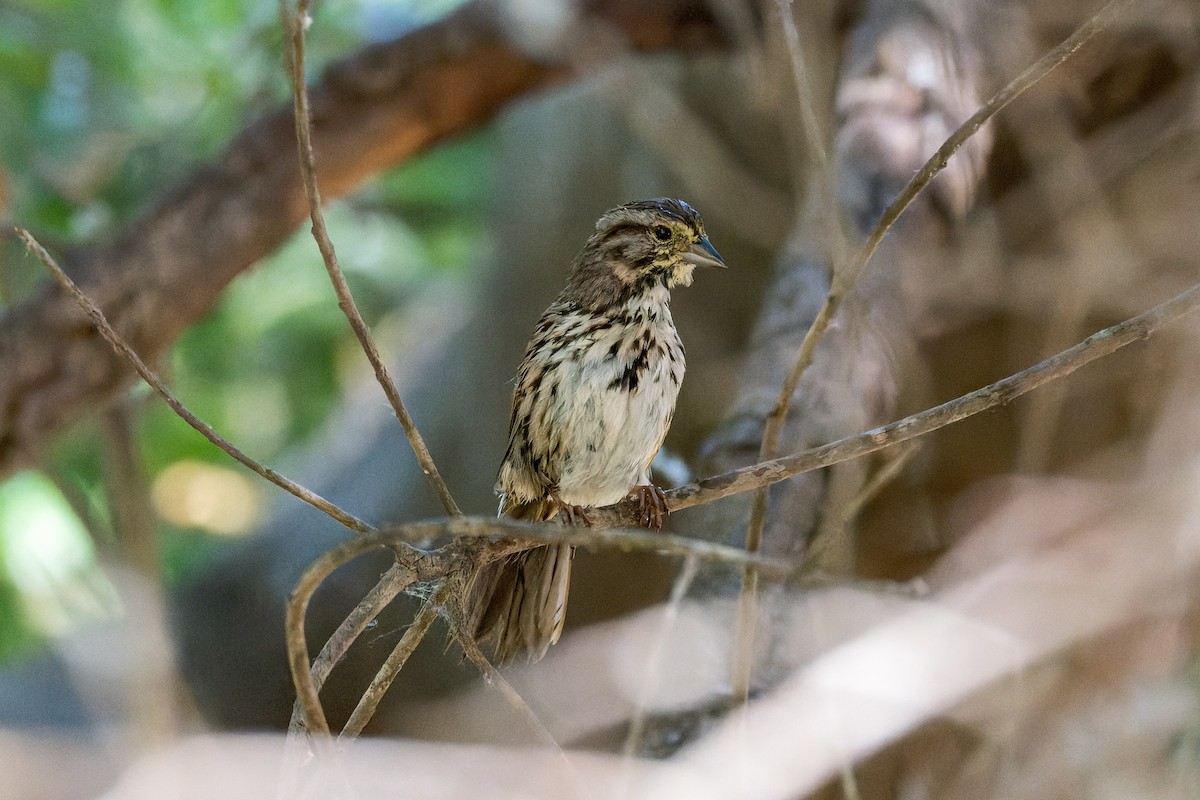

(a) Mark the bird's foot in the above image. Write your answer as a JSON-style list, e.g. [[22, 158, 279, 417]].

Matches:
[[629, 484, 669, 531], [550, 490, 592, 526]]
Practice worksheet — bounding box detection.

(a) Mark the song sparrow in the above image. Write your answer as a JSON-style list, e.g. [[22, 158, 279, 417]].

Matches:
[[471, 198, 726, 664]]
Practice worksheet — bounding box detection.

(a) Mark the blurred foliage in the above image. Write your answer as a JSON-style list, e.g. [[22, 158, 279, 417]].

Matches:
[[0, 0, 488, 660], [0, 472, 119, 663]]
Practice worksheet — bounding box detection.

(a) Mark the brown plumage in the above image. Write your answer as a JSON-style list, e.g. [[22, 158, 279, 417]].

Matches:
[[471, 198, 726, 664]]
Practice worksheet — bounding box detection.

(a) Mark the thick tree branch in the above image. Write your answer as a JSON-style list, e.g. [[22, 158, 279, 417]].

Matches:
[[0, 0, 725, 476]]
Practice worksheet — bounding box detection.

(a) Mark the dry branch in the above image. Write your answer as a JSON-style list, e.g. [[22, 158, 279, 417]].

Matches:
[[339, 584, 446, 740], [17, 228, 374, 535], [282, 0, 461, 518], [587, 278, 1200, 527]]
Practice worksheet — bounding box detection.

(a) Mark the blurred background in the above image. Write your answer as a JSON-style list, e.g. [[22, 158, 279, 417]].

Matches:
[[2, 0, 1200, 798]]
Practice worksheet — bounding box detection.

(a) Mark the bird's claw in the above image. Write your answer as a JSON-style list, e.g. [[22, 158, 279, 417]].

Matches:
[[630, 484, 668, 531], [551, 491, 592, 526]]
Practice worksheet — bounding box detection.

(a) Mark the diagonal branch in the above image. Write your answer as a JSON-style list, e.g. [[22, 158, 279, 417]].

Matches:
[[339, 583, 448, 740], [283, 0, 461, 517], [581, 278, 1200, 528], [286, 562, 415, 737], [17, 228, 375, 536]]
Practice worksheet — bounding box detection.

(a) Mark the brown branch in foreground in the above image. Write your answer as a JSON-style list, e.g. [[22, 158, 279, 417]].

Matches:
[[733, 0, 1133, 706], [339, 583, 447, 740], [283, 0, 461, 518], [17, 228, 375, 536], [283, 519, 791, 740], [286, 562, 414, 737], [0, 0, 726, 478]]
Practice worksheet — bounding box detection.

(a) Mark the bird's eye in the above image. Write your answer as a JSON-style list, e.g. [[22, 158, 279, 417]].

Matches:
[[652, 225, 672, 242]]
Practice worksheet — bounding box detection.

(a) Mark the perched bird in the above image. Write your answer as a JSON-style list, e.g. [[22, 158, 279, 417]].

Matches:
[[472, 198, 726, 664]]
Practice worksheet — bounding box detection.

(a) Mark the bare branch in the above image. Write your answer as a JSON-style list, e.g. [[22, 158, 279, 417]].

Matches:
[[17, 228, 375, 536], [282, 0, 462, 518], [428, 517, 789, 572], [284, 539, 441, 737], [339, 583, 447, 740], [660, 279, 1200, 518], [286, 562, 415, 736], [452, 625, 567, 754]]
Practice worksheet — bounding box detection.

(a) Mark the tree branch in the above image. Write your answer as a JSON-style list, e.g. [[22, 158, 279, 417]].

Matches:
[[339, 583, 447, 740], [17, 228, 375, 536], [283, 0, 462, 518], [586, 278, 1200, 527], [0, 0, 726, 477]]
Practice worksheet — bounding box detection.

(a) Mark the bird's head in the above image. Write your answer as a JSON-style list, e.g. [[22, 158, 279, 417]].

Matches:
[[564, 198, 726, 310]]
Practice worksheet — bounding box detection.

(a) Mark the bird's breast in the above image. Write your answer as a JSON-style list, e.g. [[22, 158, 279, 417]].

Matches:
[[548, 299, 685, 506]]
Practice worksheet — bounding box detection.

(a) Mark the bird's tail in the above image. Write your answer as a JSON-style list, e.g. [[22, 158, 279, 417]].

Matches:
[[470, 497, 574, 665]]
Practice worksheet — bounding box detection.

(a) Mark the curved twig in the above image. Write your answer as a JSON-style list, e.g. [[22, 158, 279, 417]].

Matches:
[[286, 561, 416, 736], [285, 536, 445, 736]]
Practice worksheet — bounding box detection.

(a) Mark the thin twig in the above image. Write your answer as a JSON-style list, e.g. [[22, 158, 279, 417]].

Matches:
[[285, 534, 445, 737], [287, 562, 416, 736], [621, 555, 701, 761], [17, 227, 375, 536], [452, 624, 594, 798], [427, 517, 790, 573], [340, 583, 448, 740], [668, 279, 1200, 514], [836, 442, 918, 531], [453, 625, 566, 752], [282, 0, 462, 517], [732, 0, 1132, 704]]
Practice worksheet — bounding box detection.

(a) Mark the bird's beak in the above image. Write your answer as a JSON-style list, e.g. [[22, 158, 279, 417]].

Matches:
[[683, 236, 727, 269]]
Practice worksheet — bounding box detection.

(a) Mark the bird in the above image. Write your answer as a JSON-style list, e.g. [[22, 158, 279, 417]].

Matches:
[[470, 198, 726, 664]]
